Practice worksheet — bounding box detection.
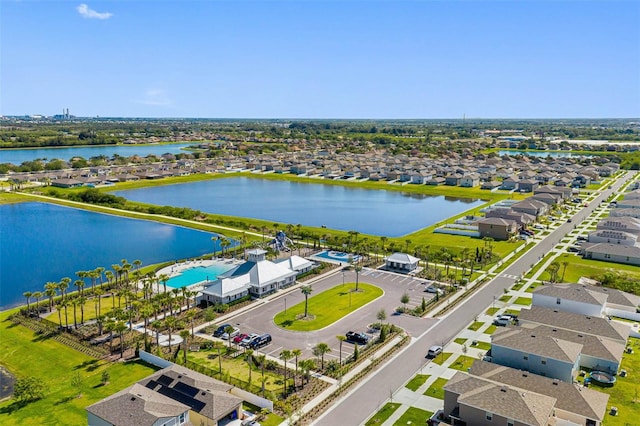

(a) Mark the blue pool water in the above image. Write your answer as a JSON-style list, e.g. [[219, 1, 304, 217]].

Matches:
[[313, 250, 361, 263], [166, 263, 235, 288]]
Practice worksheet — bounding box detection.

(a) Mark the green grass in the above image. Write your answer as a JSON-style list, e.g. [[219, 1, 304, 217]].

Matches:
[[405, 374, 431, 392], [449, 355, 477, 371], [431, 352, 453, 366], [514, 297, 532, 306], [365, 402, 402, 426], [423, 377, 449, 400], [511, 282, 524, 291], [0, 309, 157, 425], [470, 341, 491, 351], [484, 325, 498, 335], [274, 283, 383, 331], [393, 407, 433, 426], [499, 294, 511, 303], [243, 402, 283, 426], [584, 338, 640, 425], [454, 338, 468, 345], [468, 321, 484, 331], [505, 308, 520, 316], [525, 282, 543, 293], [485, 307, 499, 316], [552, 254, 640, 283]]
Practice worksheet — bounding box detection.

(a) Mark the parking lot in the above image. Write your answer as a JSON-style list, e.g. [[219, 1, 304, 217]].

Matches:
[[208, 268, 440, 362]]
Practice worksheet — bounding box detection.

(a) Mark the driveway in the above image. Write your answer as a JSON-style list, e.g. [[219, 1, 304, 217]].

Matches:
[[215, 269, 439, 362]]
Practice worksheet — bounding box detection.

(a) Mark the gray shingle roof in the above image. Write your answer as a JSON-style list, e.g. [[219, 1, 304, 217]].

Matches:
[[445, 372, 556, 426], [533, 283, 608, 307], [470, 361, 609, 421], [491, 327, 583, 363], [518, 306, 630, 342]]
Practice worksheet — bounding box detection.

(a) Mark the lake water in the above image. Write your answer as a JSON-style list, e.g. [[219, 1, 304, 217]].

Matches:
[[114, 177, 484, 237], [0, 142, 195, 165], [0, 202, 225, 309], [498, 150, 586, 158]]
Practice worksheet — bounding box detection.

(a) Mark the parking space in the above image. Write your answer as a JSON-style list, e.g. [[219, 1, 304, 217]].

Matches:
[[211, 268, 439, 360]]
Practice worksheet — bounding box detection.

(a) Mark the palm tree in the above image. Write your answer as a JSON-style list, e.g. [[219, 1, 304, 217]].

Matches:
[[354, 264, 362, 291], [301, 285, 313, 318], [224, 325, 235, 350], [245, 349, 254, 385], [213, 341, 225, 373], [140, 303, 154, 350], [105, 319, 116, 353], [180, 329, 191, 364], [44, 282, 58, 312], [291, 348, 302, 388], [115, 321, 127, 358], [104, 270, 114, 290], [77, 295, 86, 324], [70, 297, 79, 329], [220, 238, 231, 258], [151, 320, 164, 348], [279, 349, 293, 394], [23, 291, 32, 315], [158, 274, 170, 294], [255, 353, 267, 396], [336, 335, 346, 365], [59, 277, 71, 300], [299, 359, 316, 386], [133, 259, 142, 273], [211, 236, 219, 258], [74, 279, 85, 297], [561, 260, 569, 282], [164, 316, 178, 350], [56, 299, 66, 329], [313, 343, 331, 369]]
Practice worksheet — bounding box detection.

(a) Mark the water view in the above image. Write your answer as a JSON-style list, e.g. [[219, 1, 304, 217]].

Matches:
[[0, 202, 222, 309], [114, 177, 484, 237], [0, 142, 196, 165]]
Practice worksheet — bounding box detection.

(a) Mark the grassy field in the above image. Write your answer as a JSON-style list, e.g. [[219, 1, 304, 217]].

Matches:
[[449, 355, 477, 371], [484, 325, 498, 335], [467, 321, 483, 331], [365, 402, 402, 426], [431, 352, 453, 366], [454, 338, 468, 345], [405, 374, 431, 392], [274, 283, 383, 331], [423, 377, 449, 400], [393, 407, 433, 425], [552, 254, 640, 282], [514, 297, 532, 306], [0, 309, 157, 425], [485, 307, 499, 316], [470, 341, 491, 351]]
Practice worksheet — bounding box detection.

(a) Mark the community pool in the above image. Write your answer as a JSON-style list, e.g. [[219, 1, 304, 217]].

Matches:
[[311, 250, 361, 264], [166, 263, 235, 288]]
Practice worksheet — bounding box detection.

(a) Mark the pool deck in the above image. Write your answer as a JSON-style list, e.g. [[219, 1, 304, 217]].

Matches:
[[308, 250, 361, 265], [154, 257, 244, 293]]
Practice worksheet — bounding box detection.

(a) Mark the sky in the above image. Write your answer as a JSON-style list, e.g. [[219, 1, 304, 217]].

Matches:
[[1, 1, 639, 119]]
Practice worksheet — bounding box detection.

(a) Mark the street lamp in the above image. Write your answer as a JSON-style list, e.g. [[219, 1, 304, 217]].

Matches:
[[284, 298, 287, 315], [342, 271, 345, 287]]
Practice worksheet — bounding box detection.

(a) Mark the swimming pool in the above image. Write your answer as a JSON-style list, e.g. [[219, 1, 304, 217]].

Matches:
[[311, 250, 361, 264], [166, 263, 236, 288]]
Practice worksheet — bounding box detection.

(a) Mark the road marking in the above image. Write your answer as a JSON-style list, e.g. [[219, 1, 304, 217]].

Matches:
[[501, 274, 519, 280]]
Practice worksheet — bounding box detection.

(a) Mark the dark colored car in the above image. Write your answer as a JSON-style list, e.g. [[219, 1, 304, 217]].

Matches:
[[213, 323, 232, 338], [249, 333, 272, 349], [346, 331, 369, 345]]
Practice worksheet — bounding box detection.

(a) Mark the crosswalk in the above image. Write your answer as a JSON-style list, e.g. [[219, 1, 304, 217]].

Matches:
[[501, 274, 519, 280]]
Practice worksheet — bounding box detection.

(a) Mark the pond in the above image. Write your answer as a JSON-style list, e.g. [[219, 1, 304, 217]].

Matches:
[[113, 177, 484, 237], [0, 142, 196, 165], [0, 202, 224, 309]]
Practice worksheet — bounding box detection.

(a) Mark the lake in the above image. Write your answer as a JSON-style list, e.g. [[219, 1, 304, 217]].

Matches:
[[0, 142, 196, 165], [0, 202, 224, 309], [114, 177, 484, 237]]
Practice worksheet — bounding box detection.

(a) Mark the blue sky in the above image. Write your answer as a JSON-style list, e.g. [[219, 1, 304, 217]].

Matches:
[[2, 1, 639, 119]]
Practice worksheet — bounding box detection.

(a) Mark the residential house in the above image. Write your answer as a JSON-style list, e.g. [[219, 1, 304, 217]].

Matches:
[[476, 217, 518, 241], [588, 230, 639, 246], [384, 252, 420, 273], [534, 185, 572, 201], [511, 199, 549, 218], [481, 180, 502, 190], [616, 198, 640, 209], [609, 208, 640, 219], [491, 327, 582, 382], [51, 178, 84, 188], [582, 243, 640, 266], [532, 283, 607, 317], [530, 192, 561, 206], [501, 176, 519, 190], [87, 364, 243, 426], [469, 361, 609, 426], [445, 174, 463, 186], [460, 173, 480, 188], [596, 217, 640, 235], [518, 179, 539, 193]]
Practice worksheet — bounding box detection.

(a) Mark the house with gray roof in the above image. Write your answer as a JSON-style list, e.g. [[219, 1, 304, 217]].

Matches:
[[443, 371, 556, 426], [582, 243, 640, 266], [87, 364, 243, 426], [587, 229, 639, 246], [469, 361, 609, 426], [477, 217, 518, 241], [511, 199, 549, 218], [491, 327, 582, 382], [532, 283, 607, 317], [596, 217, 640, 235], [518, 306, 630, 343], [616, 198, 640, 209], [383, 252, 420, 274]]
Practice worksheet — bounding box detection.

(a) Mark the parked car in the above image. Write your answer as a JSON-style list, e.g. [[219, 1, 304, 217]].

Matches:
[[493, 315, 512, 326], [346, 331, 369, 345], [424, 285, 444, 295], [221, 326, 240, 340], [427, 345, 443, 358], [233, 333, 249, 344], [240, 333, 260, 347], [249, 333, 272, 349], [213, 323, 232, 338]]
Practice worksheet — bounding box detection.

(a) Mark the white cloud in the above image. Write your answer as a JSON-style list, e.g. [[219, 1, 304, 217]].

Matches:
[[137, 89, 172, 107], [77, 4, 113, 20]]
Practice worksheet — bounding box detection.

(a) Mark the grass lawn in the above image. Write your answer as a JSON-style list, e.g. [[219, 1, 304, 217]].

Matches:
[[405, 374, 431, 392], [0, 309, 157, 425], [485, 307, 499, 316], [525, 282, 543, 293], [365, 402, 402, 426], [468, 321, 483, 331], [274, 283, 383, 331], [499, 295, 511, 303], [243, 402, 283, 426], [454, 338, 468, 345], [505, 308, 521, 316], [583, 338, 640, 425], [514, 297, 532, 306], [510, 282, 524, 291], [423, 377, 449, 400], [470, 341, 491, 351], [393, 407, 433, 426], [553, 254, 640, 283], [431, 352, 453, 366], [484, 325, 498, 335], [187, 349, 285, 392], [449, 355, 477, 371]]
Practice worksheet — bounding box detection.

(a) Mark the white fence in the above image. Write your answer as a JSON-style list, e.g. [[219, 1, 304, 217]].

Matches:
[[140, 350, 172, 368]]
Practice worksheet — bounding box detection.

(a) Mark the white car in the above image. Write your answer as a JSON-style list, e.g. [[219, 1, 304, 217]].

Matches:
[[424, 285, 444, 295], [221, 326, 240, 340]]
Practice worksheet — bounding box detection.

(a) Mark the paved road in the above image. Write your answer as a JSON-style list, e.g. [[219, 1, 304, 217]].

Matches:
[[315, 171, 635, 426]]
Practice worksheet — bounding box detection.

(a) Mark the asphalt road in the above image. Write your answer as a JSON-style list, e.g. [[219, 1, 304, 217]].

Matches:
[[315, 171, 635, 426]]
